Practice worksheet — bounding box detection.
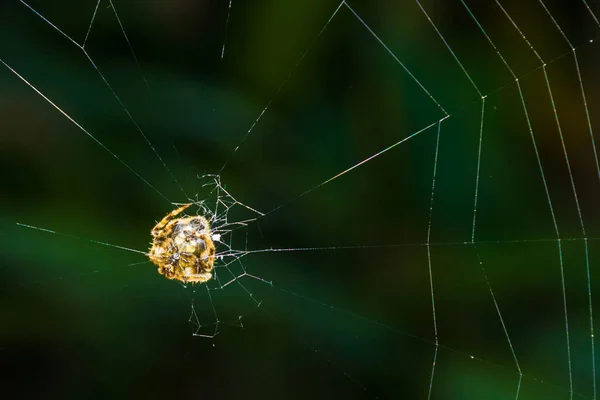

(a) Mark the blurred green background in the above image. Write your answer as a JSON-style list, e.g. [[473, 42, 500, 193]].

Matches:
[[1, 0, 600, 398]]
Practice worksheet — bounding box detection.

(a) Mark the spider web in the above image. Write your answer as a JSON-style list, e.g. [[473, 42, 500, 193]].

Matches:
[[178, 174, 272, 338], [2, 0, 600, 398]]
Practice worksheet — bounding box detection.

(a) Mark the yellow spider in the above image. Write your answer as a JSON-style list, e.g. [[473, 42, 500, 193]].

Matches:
[[148, 203, 217, 284]]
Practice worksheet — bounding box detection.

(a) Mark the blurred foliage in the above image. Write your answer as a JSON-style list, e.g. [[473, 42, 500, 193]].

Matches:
[[1, 0, 600, 398]]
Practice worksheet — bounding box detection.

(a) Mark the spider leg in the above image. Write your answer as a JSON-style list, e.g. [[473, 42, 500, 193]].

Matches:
[[151, 203, 192, 237], [184, 272, 213, 284]]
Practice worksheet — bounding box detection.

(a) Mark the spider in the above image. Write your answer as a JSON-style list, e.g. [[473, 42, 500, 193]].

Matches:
[[148, 203, 218, 284]]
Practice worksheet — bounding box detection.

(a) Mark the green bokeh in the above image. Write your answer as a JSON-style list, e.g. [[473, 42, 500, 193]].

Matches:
[[1, 0, 599, 398]]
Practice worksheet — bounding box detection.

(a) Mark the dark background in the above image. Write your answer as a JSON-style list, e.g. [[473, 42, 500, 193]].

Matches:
[[1, 0, 600, 398]]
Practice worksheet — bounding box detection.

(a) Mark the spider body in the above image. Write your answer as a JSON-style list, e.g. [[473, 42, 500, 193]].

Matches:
[[149, 203, 217, 284]]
